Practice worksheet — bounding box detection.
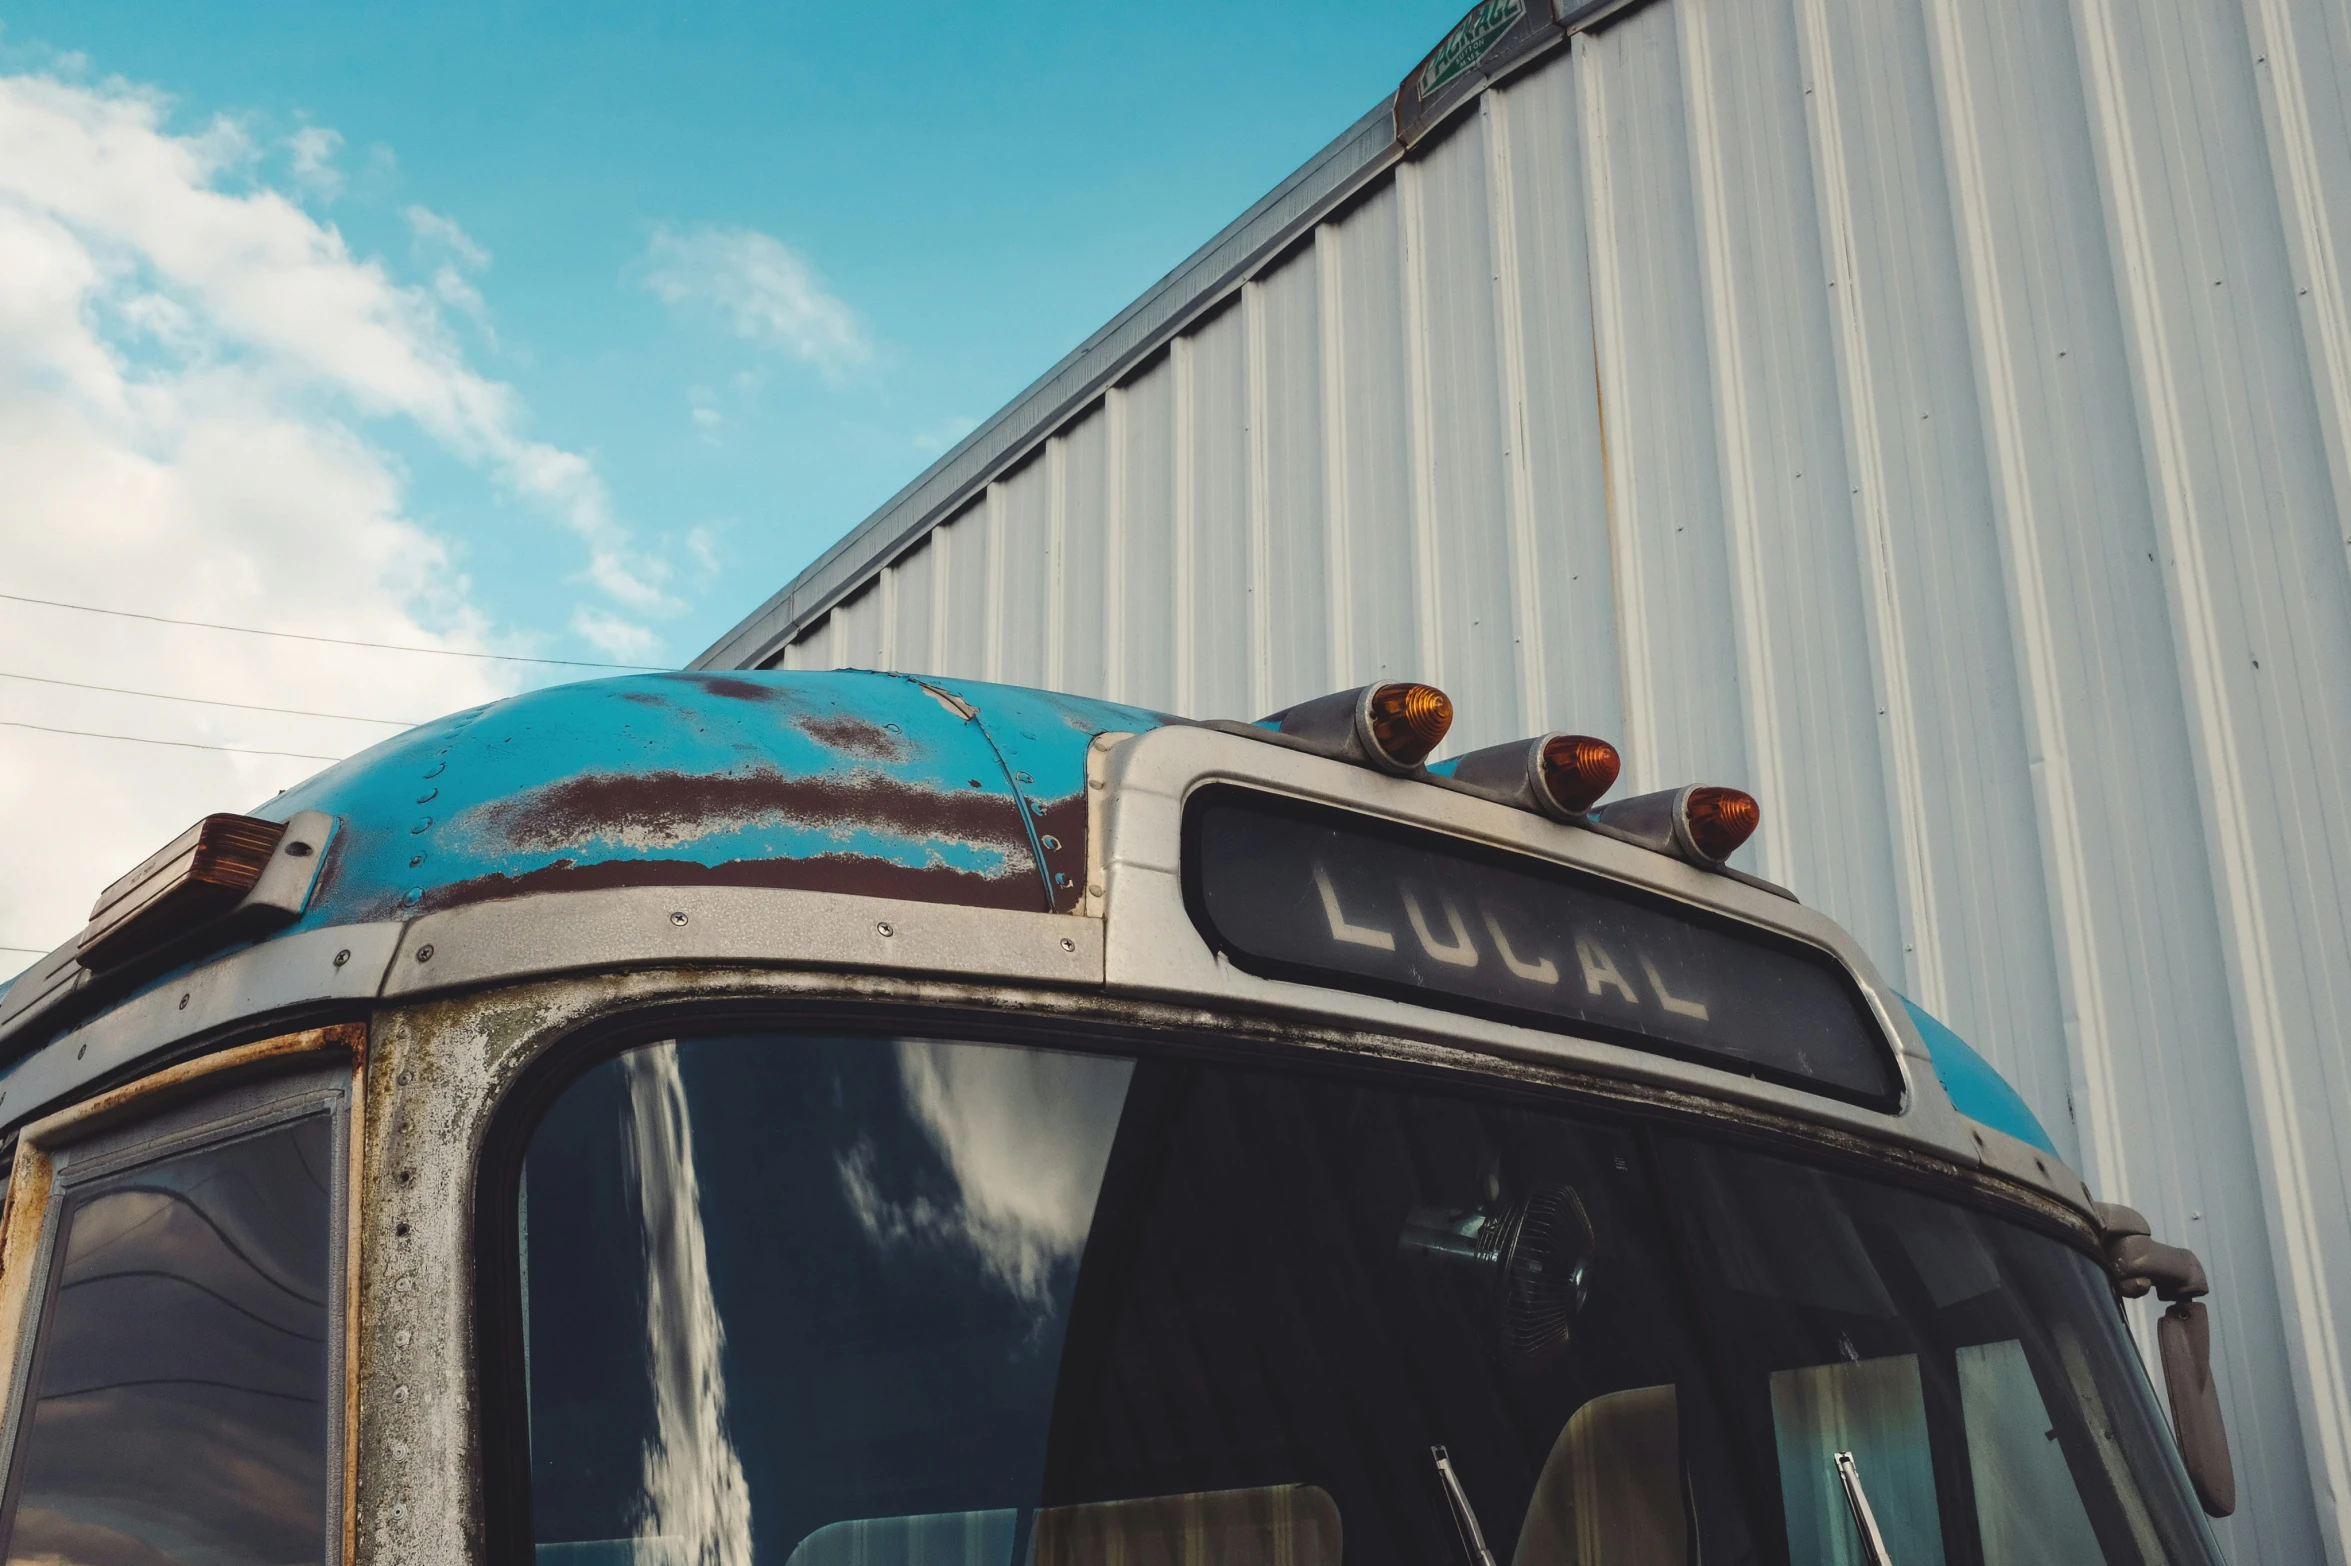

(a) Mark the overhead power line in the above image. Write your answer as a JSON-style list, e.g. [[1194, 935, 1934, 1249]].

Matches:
[[1, 945, 48, 956], [0, 670, 416, 726], [1, 720, 342, 762], [0, 592, 662, 670]]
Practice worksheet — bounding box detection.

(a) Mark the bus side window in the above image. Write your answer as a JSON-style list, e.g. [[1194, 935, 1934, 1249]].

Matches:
[[0, 1037, 357, 1566]]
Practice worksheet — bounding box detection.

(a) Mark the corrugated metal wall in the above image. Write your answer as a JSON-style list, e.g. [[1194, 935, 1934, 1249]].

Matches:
[[708, 1, 2351, 1553]]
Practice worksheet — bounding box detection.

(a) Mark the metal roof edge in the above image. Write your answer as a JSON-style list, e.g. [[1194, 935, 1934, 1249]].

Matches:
[[691, 96, 1406, 672], [689, 0, 1659, 675]]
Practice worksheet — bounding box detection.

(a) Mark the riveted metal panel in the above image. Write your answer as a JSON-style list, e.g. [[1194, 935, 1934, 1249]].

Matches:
[[1118, 355, 1180, 713], [701, 5, 2351, 1548], [1327, 182, 1424, 686], [1671, 0, 1903, 956], [890, 536, 938, 676], [1579, 8, 1750, 812], [993, 453, 1053, 688], [832, 579, 883, 671], [1799, 0, 2078, 1146], [1047, 408, 1105, 699], [1186, 299, 1254, 720], [1411, 108, 1526, 754], [1488, 55, 1621, 750], [1254, 245, 1334, 709], [936, 501, 990, 679]]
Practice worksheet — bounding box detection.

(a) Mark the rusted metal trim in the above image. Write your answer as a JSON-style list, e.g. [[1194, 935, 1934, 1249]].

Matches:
[[342, 1025, 368, 1566], [10, 1022, 362, 1152], [0, 1137, 56, 1451]]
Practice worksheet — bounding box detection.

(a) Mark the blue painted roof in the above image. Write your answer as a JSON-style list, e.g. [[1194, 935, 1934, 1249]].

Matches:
[[257, 670, 1171, 933], [1897, 994, 2059, 1156], [9, 668, 2062, 1162]]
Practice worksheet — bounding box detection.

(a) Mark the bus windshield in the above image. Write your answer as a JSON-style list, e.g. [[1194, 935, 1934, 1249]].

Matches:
[[515, 1032, 2217, 1566]]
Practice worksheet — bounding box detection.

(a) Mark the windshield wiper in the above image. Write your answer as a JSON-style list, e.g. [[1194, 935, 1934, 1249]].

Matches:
[[1431, 1446, 1500, 1566], [1834, 1451, 1896, 1566]]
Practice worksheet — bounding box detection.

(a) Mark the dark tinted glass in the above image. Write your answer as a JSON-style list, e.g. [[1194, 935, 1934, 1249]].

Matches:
[[519, 1036, 1760, 1566], [1186, 789, 1899, 1106], [519, 1033, 2223, 1566], [3, 1115, 334, 1566], [1658, 1138, 2218, 1564]]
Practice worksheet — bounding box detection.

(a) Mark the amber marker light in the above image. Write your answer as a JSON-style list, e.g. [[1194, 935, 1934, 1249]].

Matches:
[[1537, 735, 1621, 815], [1362, 682, 1453, 768], [1683, 786, 1761, 863]]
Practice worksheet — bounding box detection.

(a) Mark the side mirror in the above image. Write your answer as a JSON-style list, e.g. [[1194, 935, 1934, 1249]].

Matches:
[[2097, 1203, 2237, 1517], [2158, 1301, 2237, 1516]]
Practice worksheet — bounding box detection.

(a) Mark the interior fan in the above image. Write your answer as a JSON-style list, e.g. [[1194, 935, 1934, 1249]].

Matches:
[[1399, 1184, 1597, 1367]]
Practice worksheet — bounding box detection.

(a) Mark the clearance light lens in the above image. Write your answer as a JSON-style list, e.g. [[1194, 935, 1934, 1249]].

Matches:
[[1537, 735, 1621, 814], [1683, 786, 1760, 863], [1364, 682, 1453, 767]]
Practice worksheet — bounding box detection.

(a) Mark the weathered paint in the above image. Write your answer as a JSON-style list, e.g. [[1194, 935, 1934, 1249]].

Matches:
[[1899, 993, 2057, 1158], [255, 671, 1171, 930]]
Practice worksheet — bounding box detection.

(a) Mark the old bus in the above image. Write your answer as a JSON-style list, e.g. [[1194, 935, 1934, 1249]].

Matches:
[[0, 672, 2234, 1565]]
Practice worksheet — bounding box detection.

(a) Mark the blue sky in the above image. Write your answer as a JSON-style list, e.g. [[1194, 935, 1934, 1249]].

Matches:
[[2, 1, 1464, 665], [0, 1, 1467, 962]]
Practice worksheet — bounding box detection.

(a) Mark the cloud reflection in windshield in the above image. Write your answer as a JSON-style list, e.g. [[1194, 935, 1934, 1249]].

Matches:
[[837, 1041, 1134, 1310], [622, 1041, 755, 1566]]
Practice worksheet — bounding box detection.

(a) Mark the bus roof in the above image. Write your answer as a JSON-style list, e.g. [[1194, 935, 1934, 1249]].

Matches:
[[259, 669, 1167, 929], [2, 669, 2053, 1157]]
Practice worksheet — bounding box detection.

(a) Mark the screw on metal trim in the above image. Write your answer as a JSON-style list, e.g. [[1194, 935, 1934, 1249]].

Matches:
[[1088, 883, 1105, 897], [285, 839, 314, 858], [670, 911, 688, 926], [1016, 771, 1033, 783], [1060, 938, 1076, 953], [876, 921, 894, 937], [76, 1043, 86, 1059], [416, 944, 435, 963], [1040, 834, 1061, 850], [334, 949, 351, 967], [178, 994, 189, 1010]]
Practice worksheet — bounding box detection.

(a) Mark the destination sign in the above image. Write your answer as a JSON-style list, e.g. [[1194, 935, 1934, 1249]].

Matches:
[[1184, 788, 1900, 1107]]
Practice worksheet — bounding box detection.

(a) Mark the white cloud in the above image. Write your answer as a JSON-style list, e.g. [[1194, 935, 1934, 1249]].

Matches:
[[0, 70, 662, 974], [404, 207, 495, 332], [403, 204, 489, 271], [285, 125, 342, 197], [642, 224, 869, 377], [571, 606, 663, 662]]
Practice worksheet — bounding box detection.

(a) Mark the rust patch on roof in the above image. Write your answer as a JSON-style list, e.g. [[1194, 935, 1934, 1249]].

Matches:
[[470, 767, 1029, 855], [680, 673, 793, 704], [1032, 790, 1089, 914], [419, 852, 1035, 913], [795, 713, 913, 763]]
